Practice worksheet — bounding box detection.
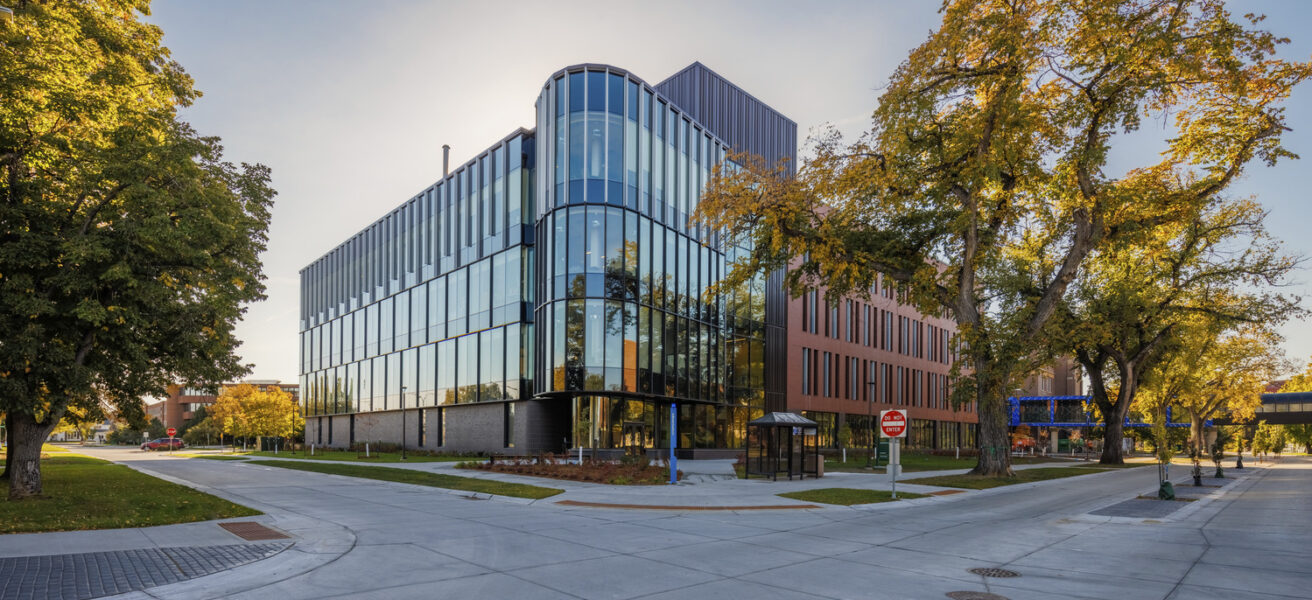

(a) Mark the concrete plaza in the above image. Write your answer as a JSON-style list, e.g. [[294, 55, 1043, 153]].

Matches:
[[2, 447, 1308, 600]]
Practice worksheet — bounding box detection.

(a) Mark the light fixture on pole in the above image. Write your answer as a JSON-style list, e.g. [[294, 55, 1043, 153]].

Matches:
[[400, 385, 408, 461]]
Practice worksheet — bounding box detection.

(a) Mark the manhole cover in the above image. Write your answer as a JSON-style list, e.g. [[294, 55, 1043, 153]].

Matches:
[[947, 592, 1010, 600], [968, 567, 1020, 578], [218, 521, 290, 541]]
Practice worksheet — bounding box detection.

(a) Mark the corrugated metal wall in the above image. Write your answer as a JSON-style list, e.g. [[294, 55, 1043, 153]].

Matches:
[[656, 62, 798, 175]]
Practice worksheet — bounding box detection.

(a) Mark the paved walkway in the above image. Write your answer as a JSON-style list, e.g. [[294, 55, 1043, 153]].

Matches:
[[0, 544, 288, 600], [4, 447, 1305, 599]]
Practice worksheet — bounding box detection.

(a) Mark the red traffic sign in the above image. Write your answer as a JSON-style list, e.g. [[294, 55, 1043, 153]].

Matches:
[[880, 410, 907, 438], [166, 428, 176, 437]]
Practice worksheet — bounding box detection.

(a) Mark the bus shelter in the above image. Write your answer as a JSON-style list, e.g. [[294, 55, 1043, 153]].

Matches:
[[745, 412, 820, 480]]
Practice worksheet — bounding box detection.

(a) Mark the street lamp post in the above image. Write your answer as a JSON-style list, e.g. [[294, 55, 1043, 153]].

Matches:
[[867, 380, 876, 467], [400, 386, 408, 461]]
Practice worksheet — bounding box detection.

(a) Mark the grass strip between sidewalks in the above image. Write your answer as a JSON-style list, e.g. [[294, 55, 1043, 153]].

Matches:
[[182, 454, 250, 461], [240, 449, 471, 463], [778, 488, 927, 506], [824, 453, 1067, 473], [250, 460, 563, 500], [0, 455, 260, 534], [903, 466, 1112, 489]]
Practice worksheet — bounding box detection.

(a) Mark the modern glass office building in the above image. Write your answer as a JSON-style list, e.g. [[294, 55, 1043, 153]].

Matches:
[[300, 63, 795, 455]]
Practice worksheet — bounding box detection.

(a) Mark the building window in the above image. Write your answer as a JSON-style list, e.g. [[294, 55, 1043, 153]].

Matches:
[[845, 300, 853, 342], [822, 352, 831, 397], [801, 348, 812, 395]]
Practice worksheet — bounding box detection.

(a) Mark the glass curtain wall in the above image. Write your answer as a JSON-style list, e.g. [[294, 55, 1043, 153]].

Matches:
[[298, 132, 535, 420], [534, 66, 764, 450]]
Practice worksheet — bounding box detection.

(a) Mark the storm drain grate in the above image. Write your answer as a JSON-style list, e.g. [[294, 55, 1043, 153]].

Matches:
[[968, 567, 1020, 578], [947, 592, 1010, 600], [218, 521, 290, 541]]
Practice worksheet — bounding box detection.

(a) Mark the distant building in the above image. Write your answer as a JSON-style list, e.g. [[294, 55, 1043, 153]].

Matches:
[[1018, 356, 1084, 397], [145, 380, 300, 431], [47, 418, 116, 443]]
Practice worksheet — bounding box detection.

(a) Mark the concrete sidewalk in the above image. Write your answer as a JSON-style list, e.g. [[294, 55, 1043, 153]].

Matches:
[[0, 448, 357, 600], [6, 446, 1305, 599]]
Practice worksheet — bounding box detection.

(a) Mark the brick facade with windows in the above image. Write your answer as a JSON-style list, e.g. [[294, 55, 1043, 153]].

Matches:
[[786, 274, 977, 450]]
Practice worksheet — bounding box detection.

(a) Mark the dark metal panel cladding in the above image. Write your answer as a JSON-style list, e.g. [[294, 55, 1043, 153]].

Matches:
[[655, 62, 798, 175], [764, 267, 789, 413]]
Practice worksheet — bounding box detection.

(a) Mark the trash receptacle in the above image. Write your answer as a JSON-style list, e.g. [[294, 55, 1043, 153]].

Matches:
[[807, 453, 824, 478]]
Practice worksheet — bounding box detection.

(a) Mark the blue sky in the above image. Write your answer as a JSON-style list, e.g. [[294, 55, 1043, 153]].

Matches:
[[147, 0, 1312, 382]]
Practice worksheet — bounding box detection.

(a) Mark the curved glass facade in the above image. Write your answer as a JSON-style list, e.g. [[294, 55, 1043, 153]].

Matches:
[[300, 63, 782, 453], [533, 67, 766, 449]]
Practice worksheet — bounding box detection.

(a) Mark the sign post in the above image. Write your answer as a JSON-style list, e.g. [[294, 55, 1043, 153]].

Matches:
[[669, 403, 677, 485], [879, 410, 907, 499], [166, 427, 177, 454]]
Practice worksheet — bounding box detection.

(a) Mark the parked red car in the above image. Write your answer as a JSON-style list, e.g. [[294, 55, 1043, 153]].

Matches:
[[141, 438, 184, 451]]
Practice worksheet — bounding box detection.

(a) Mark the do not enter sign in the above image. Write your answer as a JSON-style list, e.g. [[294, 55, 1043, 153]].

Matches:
[[879, 410, 907, 438], [166, 427, 177, 437]]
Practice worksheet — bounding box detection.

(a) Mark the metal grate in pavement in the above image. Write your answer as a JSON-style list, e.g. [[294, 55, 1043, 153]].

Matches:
[[947, 592, 1010, 600], [218, 521, 290, 540], [0, 543, 289, 600], [968, 567, 1020, 578]]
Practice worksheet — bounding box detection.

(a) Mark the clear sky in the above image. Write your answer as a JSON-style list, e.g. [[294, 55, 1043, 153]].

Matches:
[[146, 0, 1312, 383]]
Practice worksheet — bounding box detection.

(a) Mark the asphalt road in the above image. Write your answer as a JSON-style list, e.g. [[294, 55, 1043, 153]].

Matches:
[[63, 447, 1312, 600]]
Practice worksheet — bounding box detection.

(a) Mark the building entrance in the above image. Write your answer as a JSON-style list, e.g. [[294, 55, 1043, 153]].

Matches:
[[622, 422, 646, 456]]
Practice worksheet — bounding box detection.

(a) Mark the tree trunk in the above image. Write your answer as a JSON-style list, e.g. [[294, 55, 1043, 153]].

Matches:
[[8, 412, 58, 500], [969, 376, 1013, 477], [1189, 415, 1205, 458], [1, 412, 13, 480], [1100, 419, 1125, 464]]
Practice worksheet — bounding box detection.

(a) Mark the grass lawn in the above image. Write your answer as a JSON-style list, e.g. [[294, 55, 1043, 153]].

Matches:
[[778, 488, 927, 506], [250, 460, 563, 499], [824, 453, 1064, 473], [237, 449, 471, 463], [903, 466, 1112, 489], [0, 455, 259, 534], [181, 454, 250, 461]]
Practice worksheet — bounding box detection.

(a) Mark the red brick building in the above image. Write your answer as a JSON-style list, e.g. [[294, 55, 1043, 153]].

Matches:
[[785, 274, 977, 450], [146, 380, 300, 431]]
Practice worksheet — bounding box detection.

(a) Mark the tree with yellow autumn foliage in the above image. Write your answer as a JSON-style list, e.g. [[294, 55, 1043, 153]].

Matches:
[[205, 384, 299, 449], [696, 0, 1310, 476]]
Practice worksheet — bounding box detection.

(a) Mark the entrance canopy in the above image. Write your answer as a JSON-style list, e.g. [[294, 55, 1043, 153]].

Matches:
[[745, 412, 820, 481]]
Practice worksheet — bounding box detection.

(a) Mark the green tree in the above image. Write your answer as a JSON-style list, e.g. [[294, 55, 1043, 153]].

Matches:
[[696, 0, 1310, 475], [1251, 421, 1274, 458], [181, 416, 221, 447], [1283, 362, 1312, 452], [0, 2, 273, 498]]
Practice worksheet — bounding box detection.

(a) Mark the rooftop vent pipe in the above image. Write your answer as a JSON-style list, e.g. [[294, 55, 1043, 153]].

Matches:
[[443, 145, 450, 177]]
